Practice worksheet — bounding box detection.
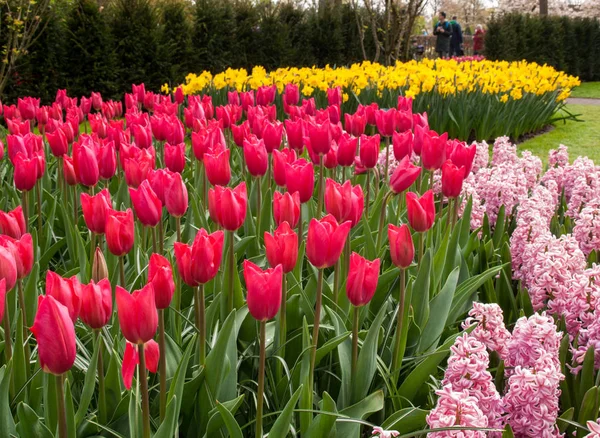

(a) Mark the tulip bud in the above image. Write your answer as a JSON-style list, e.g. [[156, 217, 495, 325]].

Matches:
[[243, 260, 282, 321], [0, 234, 33, 280], [0, 245, 17, 292], [129, 181, 162, 227], [31, 295, 76, 375], [79, 278, 112, 329], [116, 283, 158, 344], [13, 152, 38, 192], [392, 130, 413, 162], [46, 129, 69, 157], [165, 142, 186, 174], [345, 112, 367, 137], [325, 179, 353, 224], [390, 156, 421, 194], [243, 136, 268, 177], [375, 109, 397, 137], [63, 155, 77, 186], [0, 206, 26, 239], [208, 183, 247, 231], [346, 253, 380, 307], [406, 191, 435, 232], [388, 224, 414, 269], [164, 171, 188, 218], [421, 131, 448, 171], [204, 148, 231, 186], [92, 247, 109, 282], [190, 229, 224, 284], [359, 134, 380, 169], [284, 118, 305, 151], [272, 148, 296, 187], [285, 159, 314, 204], [265, 221, 299, 273], [105, 208, 135, 256], [306, 120, 332, 155], [81, 189, 112, 234], [0, 279, 5, 324], [148, 254, 175, 309], [122, 339, 160, 390], [273, 191, 300, 228], [449, 142, 476, 176], [45, 270, 81, 322], [337, 133, 358, 167], [327, 87, 342, 106], [441, 160, 466, 199], [262, 120, 283, 153], [306, 215, 352, 269]]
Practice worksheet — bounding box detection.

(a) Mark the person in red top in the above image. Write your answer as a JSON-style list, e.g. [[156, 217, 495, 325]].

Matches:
[[473, 24, 485, 56]]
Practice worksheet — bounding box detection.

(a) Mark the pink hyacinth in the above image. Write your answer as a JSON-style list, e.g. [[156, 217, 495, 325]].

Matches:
[[505, 313, 562, 370], [573, 199, 600, 256], [548, 145, 569, 168], [585, 419, 600, 438], [462, 302, 512, 360]]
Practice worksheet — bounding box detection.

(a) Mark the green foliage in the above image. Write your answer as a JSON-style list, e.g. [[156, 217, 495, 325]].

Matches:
[[485, 13, 600, 82]]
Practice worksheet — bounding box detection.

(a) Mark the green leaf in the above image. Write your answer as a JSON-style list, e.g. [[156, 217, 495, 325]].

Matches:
[[337, 390, 385, 437], [13, 311, 28, 405], [305, 391, 338, 438], [64, 378, 76, 438], [419, 267, 460, 353], [16, 402, 54, 438], [128, 384, 140, 438], [411, 249, 431, 329], [24, 263, 40, 327], [154, 395, 178, 438], [558, 407, 575, 434], [167, 335, 194, 421], [577, 387, 599, 438], [362, 214, 377, 261], [0, 364, 16, 437], [204, 395, 245, 437], [352, 304, 387, 403], [502, 424, 515, 438], [43, 370, 57, 434], [104, 343, 122, 420], [327, 307, 352, 410], [578, 346, 596, 409], [381, 407, 428, 433], [315, 331, 351, 366], [269, 385, 303, 438], [299, 317, 313, 435], [215, 402, 243, 438], [75, 335, 100, 425]]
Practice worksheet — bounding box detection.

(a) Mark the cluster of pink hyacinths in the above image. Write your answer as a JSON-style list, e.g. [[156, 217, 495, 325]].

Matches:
[[428, 303, 564, 437]]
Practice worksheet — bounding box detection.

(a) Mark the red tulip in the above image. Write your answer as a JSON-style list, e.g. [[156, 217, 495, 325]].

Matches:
[[0, 234, 33, 280], [164, 172, 188, 218], [81, 189, 111, 234], [421, 131, 448, 171], [148, 254, 175, 309], [244, 136, 268, 177], [392, 130, 413, 161], [228, 90, 240, 106], [325, 179, 353, 224], [165, 142, 186, 173], [63, 155, 77, 186], [241, 91, 255, 111], [73, 139, 100, 187], [272, 148, 297, 187], [13, 152, 38, 191], [396, 110, 413, 133], [306, 215, 352, 269], [286, 159, 314, 203], [375, 109, 397, 137], [97, 141, 117, 179], [413, 112, 428, 130], [337, 133, 358, 167], [256, 85, 277, 106], [346, 253, 380, 307], [0, 245, 16, 292], [80, 96, 92, 114], [262, 121, 284, 153], [173, 243, 198, 287], [0, 206, 26, 238], [449, 141, 476, 176], [31, 295, 76, 375], [390, 156, 421, 194], [18, 97, 40, 120], [208, 182, 247, 231], [398, 96, 413, 112], [204, 148, 231, 186], [122, 340, 160, 390], [265, 221, 298, 273], [359, 134, 380, 169], [46, 129, 68, 157], [231, 121, 251, 147], [348, 184, 364, 227], [406, 190, 435, 232], [123, 154, 155, 188], [0, 279, 5, 324], [116, 283, 158, 344], [388, 224, 414, 269], [284, 118, 305, 151], [132, 124, 153, 149], [105, 208, 135, 256], [284, 83, 300, 106], [7, 119, 31, 135], [365, 102, 379, 125], [175, 86, 185, 105], [79, 278, 112, 329], [243, 260, 282, 321], [45, 270, 81, 323], [273, 191, 300, 228], [344, 112, 366, 137], [327, 87, 342, 106], [132, 83, 146, 102], [129, 181, 162, 227], [190, 229, 225, 284], [306, 120, 331, 155], [441, 160, 466, 199]]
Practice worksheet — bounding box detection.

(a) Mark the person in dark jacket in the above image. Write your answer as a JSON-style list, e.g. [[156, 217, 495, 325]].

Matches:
[[433, 12, 452, 59], [450, 16, 463, 57]]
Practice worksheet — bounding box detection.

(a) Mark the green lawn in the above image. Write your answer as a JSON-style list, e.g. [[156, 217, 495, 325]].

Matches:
[[570, 82, 600, 99], [519, 104, 600, 163]]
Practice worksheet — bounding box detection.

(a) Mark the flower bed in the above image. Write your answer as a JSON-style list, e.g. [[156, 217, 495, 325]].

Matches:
[[0, 83, 598, 438]]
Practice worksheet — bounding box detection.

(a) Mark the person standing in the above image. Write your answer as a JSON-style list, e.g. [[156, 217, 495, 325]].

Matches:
[[473, 24, 485, 56], [433, 12, 452, 59], [450, 16, 463, 57]]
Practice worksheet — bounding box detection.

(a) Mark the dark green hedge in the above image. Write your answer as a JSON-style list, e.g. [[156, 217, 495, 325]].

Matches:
[[485, 13, 600, 81], [5, 0, 378, 103]]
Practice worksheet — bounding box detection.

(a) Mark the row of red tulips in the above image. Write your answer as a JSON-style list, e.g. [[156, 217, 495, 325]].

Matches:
[[0, 83, 477, 437]]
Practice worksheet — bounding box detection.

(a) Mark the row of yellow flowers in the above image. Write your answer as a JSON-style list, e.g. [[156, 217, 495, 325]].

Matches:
[[166, 59, 580, 103]]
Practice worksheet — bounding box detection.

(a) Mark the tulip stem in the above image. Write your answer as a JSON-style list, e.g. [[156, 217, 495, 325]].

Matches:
[[73, 186, 78, 228], [159, 217, 165, 252], [278, 274, 287, 379], [298, 204, 303, 240], [2, 293, 12, 363], [17, 279, 28, 332], [418, 232, 424, 264], [308, 268, 324, 422], [202, 164, 208, 212], [452, 196, 459, 229], [151, 226, 158, 254], [95, 329, 106, 424], [56, 374, 68, 438], [158, 309, 167, 422], [227, 230, 235, 315], [333, 259, 340, 306], [138, 343, 152, 438], [256, 176, 262, 237], [119, 256, 126, 287], [317, 155, 324, 218], [384, 136, 390, 183], [36, 180, 43, 240], [175, 217, 181, 243], [391, 268, 406, 383], [90, 232, 97, 265], [365, 171, 371, 217], [195, 285, 206, 366], [351, 305, 360, 390], [256, 320, 266, 438], [343, 166, 348, 183], [376, 191, 394, 251], [21, 190, 29, 233]]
